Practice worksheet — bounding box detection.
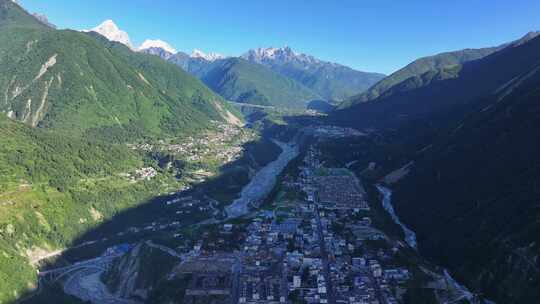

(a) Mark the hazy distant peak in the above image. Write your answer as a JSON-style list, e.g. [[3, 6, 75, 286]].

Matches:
[[89, 19, 133, 49], [190, 49, 225, 61], [242, 46, 322, 66], [138, 39, 177, 54], [257, 46, 298, 57]]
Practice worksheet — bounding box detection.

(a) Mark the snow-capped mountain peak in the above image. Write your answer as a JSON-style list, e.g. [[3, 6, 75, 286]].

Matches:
[[241, 46, 320, 65], [89, 20, 133, 49], [260, 46, 298, 58], [138, 39, 177, 54], [190, 49, 225, 61]]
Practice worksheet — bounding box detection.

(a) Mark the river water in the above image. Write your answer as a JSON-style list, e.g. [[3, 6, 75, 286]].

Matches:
[[375, 184, 487, 303], [225, 140, 299, 218], [376, 184, 417, 249]]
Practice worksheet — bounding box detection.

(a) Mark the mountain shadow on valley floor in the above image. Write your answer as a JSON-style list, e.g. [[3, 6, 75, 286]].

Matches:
[[13, 125, 302, 304]]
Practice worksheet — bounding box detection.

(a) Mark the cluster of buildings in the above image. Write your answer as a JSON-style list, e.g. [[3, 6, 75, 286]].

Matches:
[[123, 167, 157, 182], [175, 255, 238, 304], [128, 121, 256, 170], [162, 122, 255, 164], [123, 122, 258, 193], [96, 192, 223, 243], [278, 145, 413, 303], [166, 195, 220, 218], [308, 126, 366, 139], [313, 173, 370, 211], [146, 141, 416, 304]]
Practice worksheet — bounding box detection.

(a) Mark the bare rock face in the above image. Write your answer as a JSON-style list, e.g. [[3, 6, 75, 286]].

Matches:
[[139, 46, 174, 61], [32, 13, 56, 28], [103, 241, 181, 302]]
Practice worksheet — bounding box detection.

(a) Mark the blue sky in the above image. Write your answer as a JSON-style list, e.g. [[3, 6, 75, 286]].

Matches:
[[20, 0, 540, 74]]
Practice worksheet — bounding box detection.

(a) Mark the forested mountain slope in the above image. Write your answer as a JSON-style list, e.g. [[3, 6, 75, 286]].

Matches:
[[340, 32, 539, 109], [141, 48, 320, 109], [0, 0, 240, 140], [331, 33, 540, 130], [0, 1, 241, 301], [242, 47, 385, 101], [201, 57, 320, 108], [0, 114, 176, 303], [340, 46, 501, 107], [328, 33, 540, 303], [392, 58, 540, 303]]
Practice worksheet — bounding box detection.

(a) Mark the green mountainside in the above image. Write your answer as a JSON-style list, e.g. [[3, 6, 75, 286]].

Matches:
[[2, 0, 540, 303], [331, 33, 540, 130], [265, 60, 385, 102], [201, 58, 319, 108], [329, 33, 540, 303], [0, 115, 179, 303], [0, 0, 240, 140], [145, 47, 380, 109], [392, 63, 540, 303], [242, 47, 385, 101], [0, 0, 45, 29], [141, 49, 321, 109], [0, 1, 242, 302], [340, 32, 540, 109], [339, 46, 502, 108], [167, 52, 216, 78]]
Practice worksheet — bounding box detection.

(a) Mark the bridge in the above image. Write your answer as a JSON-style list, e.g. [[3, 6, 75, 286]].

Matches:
[[38, 253, 122, 284], [227, 101, 275, 110]]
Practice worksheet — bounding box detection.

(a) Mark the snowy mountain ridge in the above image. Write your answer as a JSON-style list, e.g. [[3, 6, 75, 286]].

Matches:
[[88, 19, 134, 49], [138, 39, 177, 54]]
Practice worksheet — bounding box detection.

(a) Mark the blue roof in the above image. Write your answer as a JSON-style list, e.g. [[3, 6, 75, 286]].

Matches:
[[116, 243, 132, 253]]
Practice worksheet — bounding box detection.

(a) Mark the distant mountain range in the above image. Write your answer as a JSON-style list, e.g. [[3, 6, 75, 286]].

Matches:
[[86, 19, 385, 109], [242, 47, 385, 101], [137, 47, 320, 109], [137, 43, 384, 108]]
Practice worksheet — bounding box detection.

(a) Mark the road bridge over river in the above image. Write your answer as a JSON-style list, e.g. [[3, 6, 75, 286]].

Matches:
[[38, 252, 122, 283]]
